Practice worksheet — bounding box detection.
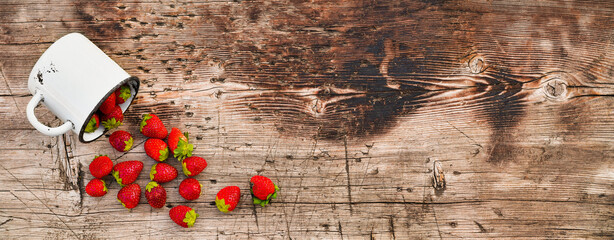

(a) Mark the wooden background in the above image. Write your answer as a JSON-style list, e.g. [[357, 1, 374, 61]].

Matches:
[[1, 0, 613, 239]]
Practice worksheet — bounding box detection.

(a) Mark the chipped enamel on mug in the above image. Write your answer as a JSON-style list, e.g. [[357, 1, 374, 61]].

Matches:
[[26, 33, 140, 143]]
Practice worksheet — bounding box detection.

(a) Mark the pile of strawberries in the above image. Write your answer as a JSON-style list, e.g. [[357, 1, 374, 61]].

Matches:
[[85, 101, 279, 228], [84, 84, 132, 133]]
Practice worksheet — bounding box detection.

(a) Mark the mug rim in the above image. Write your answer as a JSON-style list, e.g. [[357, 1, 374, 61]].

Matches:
[[78, 76, 140, 143]]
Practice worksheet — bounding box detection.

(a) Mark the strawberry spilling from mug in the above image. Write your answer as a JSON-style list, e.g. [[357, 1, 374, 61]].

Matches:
[[150, 163, 178, 183], [115, 85, 131, 104], [169, 205, 199, 228], [179, 178, 202, 201], [112, 160, 143, 187], [80, 111, 295, 228], [89, 155, 113, 178], [182, 156, 207, 177], [145, 138, 169, 162], [102, 105, 124, 130], [117, 183, 141, 209], [168, 128, 194, 161], [85, 179, 108, 197], [145, 181, 167, 209], [84, 113, 100, 133], [109, 130, 133, 152], [99, 93, 116, 115], [140, 114, 168, 139]]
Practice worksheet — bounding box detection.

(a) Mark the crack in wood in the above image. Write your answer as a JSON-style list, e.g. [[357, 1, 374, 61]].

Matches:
[[389, 216, 396, 240], [343, 135, 353, 213], [0, 218, 13, 227], [474, 221, 488, 233], [2, 165, 79, 238], [251, 200, 260, 231], [337, 220, 344, 240], [0, 64, 23, 115], [432, 205, 443, 240]]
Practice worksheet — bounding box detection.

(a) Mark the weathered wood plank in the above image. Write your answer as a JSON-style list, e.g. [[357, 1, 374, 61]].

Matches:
[[0, 0, 613, 239]]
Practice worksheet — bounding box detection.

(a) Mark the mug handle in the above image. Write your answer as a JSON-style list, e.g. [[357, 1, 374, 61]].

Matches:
[[26, 91, 73, 136]]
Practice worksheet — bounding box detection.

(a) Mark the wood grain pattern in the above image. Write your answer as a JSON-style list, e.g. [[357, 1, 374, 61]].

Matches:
[[1, 0, 613, 239]]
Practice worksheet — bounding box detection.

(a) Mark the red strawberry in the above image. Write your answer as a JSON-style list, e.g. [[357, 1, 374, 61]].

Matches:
[[150, 163, 178, 183], [145, 181, 166, 208], [215, 186, 241, 213], [85, 179, 108, 197], [84, 113, 100, 133], [115, 84, 131, 104], [109, 130, 133, 152], [250, 175, 279, 207], [168, 128, 194, 161], [112, 160, 143, 187], [169, 205, 199, 228], [145, 138, 169, 162], [89, 155, 113, 178], [102, 105, 124, 130], [179, 178, 201, 201], [182, 156, 207, 177], [140, 114, 167, 139], [99, 93, 116, 114], [117, 183, 141, 209]]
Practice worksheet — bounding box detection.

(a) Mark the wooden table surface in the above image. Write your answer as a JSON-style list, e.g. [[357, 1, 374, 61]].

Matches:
[[1, 0, 613, 239]]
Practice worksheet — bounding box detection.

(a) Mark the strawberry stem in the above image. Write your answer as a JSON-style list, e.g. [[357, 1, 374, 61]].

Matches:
[[123, 138, 134, 152], [102, 118, 122, 130], [149, 164, 158, 180], [174, 139, 194, 161], [183, 209, 199, 228]]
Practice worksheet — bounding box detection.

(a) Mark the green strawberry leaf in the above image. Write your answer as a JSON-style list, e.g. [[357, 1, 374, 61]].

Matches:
[[150, 164, 158, 180], [84, 116, 98, 133], [118, 198, 126, 208], [123, 137, 134, 152], [140, 114, 152, 132], [215, 197, 231, 213], [112, 170, 124, 187], [159, 147, 169, 161], [146, 181, 159, 192], [182, 161, 192, 176], [102, 118, 122, 130], [183, 209, 199, 228], [174, 140, 194, 161], [250, 184, 279, 207], [101, 180, 108, 193], [267, 185, 279, 200], [119, 85, 131, 101]]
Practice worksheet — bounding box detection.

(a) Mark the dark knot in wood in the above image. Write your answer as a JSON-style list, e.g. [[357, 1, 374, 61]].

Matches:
[[543, 78, 568, 100], [539, 72, 571, 101], [468, 55, 486, 74]]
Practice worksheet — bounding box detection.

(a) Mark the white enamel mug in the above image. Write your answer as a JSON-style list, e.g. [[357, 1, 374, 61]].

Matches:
[[26, 33, 140, 143]]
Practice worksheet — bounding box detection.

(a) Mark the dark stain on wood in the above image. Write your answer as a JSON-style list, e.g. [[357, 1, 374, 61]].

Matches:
[[73, 1, 135, 40], [221, 2, 532, 155], [215, 0, 614, 164]]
